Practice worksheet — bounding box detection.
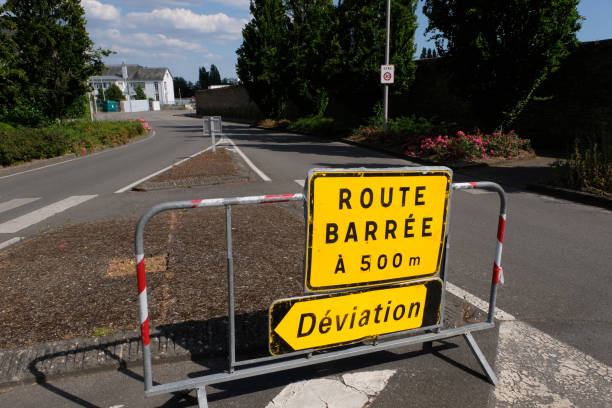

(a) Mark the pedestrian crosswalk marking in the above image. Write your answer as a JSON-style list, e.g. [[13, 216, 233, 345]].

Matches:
[[0, 198, 40, 215], [0, 195, 97, 233]]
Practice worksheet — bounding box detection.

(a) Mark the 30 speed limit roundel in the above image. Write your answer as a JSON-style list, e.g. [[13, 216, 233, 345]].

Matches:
[[380, 64, 394, 84], [304, 167, 452, 292]]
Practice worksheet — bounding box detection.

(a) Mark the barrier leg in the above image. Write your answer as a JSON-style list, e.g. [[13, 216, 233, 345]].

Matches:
[[463, 332, 499, 386], [197, 386, 209, 408]]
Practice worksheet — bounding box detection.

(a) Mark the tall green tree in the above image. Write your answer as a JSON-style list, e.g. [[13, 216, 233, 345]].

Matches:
[[423, 0, 582, 129], [0, 17, 34, 124], [104, 83, 124, 101], [0, 0, 109, 123], [336, 0, 418, 111], [286, 0, 341, 115], [173, 76, 195, 97], [236, 0, 291, 117], [197, 66, 210, 89], [209, 64, 221, 85]]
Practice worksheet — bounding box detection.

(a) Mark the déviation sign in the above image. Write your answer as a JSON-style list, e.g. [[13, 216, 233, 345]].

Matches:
[[269, 279, 442, 355], [304, 168, 452, 292]]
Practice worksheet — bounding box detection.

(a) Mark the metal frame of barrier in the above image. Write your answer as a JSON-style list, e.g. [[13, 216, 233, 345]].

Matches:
[[202, 116, 222, 152], [134, 182, 507, 408]]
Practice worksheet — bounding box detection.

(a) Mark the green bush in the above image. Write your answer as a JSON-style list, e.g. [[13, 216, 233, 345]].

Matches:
[[0, 120, 147, 166], [0, 127, 67, 166], [287, 116, 348, 137]]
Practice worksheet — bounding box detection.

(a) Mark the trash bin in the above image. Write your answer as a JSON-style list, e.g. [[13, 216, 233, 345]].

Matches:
[[102, 100, 118, 112]]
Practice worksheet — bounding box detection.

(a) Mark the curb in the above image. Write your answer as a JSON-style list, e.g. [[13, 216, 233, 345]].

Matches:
[[0, 295, 472, 390], [526, 184, 612, 210], [131, 146, 253, 191]]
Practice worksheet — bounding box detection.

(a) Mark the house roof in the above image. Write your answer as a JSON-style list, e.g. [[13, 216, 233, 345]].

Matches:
[[99, 65, 171, 81]]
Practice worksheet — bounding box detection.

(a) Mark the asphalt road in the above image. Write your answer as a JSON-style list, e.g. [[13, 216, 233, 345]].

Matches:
[[0, 110, 610, 407]]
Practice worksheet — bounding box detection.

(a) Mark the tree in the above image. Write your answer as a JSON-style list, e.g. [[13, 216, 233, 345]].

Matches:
[[209, 64, 221, 85], [420, 47, 427, 59], [104, 84, 125, 101], [236, 0, 291, 117], [174, 76, 195, 97], [0, 0, 110, 123], [423, 0, 582, 129], [336, 0, 418, 106], [134, 85, 146, 100], [198, 66, 209, 89], [287, 0, 342, 115]]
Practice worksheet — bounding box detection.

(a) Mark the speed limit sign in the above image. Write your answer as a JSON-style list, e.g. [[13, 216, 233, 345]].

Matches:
[[381, 65, 394, 84]]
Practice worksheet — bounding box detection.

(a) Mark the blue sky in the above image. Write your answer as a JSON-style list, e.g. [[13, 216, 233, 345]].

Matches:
[[80, 0, 612, 83]]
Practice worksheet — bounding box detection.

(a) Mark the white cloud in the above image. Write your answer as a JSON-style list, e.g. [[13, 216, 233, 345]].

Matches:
[[82, 0, 120, 21], [125, 8, 247, 38], [93, 29, 206, 52], [107, 0, 249, 9]]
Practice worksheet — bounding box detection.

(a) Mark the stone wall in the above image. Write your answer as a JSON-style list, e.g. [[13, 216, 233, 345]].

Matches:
[[195, 86, 263, 120], [395, 39, 612, 149]]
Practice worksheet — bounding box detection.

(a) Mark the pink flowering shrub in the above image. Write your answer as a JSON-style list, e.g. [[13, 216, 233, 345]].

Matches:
[[353, 121, 532, 161]]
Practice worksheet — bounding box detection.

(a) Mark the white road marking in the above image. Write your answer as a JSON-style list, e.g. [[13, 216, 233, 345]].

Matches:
[[444, 282, 611, 406], [0, 237, 22, 250], [294, 179, 305, 187], [265, 282, 611, 406], [0, 198, 40, 214], [0, 195, 97, 233], [494, 320, 612, 407], [223, 136, 271, 182], [266, 370, 396, 408], [114, 141, 221, 193], [0, 130, 156, 181]]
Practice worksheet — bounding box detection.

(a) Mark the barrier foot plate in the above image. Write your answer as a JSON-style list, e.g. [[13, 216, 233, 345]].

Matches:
[[463, 332, 499, 386], [197, 386, 209, 408]]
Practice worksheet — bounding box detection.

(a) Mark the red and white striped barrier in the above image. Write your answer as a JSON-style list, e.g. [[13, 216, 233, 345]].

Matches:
[[453, 181, 507, 287], [134, 192, 304, 390], [452, 181, 507, 326]]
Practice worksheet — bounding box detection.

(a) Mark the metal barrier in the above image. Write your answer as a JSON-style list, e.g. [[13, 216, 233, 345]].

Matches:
[[135, 182, 507, 407]]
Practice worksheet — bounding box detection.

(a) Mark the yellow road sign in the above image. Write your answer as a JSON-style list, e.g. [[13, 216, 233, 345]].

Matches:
[[269, 279, 442, 355], [304, 168, 451, 292]]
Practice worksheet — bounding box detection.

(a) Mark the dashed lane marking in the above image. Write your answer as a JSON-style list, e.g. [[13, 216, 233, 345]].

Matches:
[[0, 198, 40, 214], [295, 180, 304, 187], [0, 195, 97, 233]]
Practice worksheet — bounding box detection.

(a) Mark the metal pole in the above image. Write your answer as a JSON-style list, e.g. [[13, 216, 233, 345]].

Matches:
[[128, 82, 133, 113], [383, 0, 391, 132], [89, 93, 94, 121], [226, 205, 236, 372], [211, 117, 216, 153]]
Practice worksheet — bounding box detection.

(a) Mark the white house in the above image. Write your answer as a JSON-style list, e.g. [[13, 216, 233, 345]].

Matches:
[[89, 64, 175, 105]]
